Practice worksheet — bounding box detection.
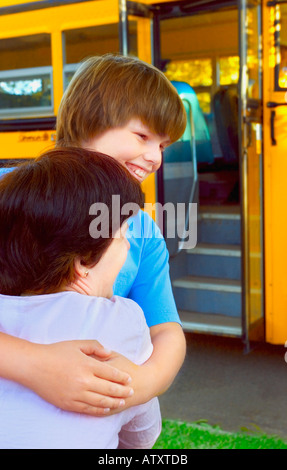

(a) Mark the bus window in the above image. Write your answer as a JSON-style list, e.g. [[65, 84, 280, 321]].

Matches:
[[219, 56, 239, 85], [63, 21, 138, 88], [0, 67, 52, 117], [160, 9, 238, 114], [275, 3, 287, 90], [0, 33, 52, 117], [165, 59, 212, 113], [63, 24, 119, 87], [0, 33, 51, 71], [164, 56, 239, 112], [64, 23, 119, 65]]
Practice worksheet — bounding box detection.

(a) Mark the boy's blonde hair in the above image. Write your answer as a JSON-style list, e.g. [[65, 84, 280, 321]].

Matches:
[[56, 54, 186, 146]]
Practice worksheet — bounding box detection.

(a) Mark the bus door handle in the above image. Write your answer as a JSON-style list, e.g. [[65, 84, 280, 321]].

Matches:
[[267, 102, 287, 146], [267, 102, 287, 108], [270, 110, 277, 146]]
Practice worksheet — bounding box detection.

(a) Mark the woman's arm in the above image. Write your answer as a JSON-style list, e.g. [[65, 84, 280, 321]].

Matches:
[[0, 332, 134, 416]]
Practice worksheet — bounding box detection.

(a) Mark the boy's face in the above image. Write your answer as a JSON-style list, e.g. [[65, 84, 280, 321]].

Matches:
[[82, 119, 171, 183]]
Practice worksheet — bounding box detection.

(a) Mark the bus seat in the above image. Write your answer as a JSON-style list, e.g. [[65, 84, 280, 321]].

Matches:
[[212, 85, 239, 163], [163, 140, 192, 163], [204, 112, 224, 159], [171, 81, 214, 165]]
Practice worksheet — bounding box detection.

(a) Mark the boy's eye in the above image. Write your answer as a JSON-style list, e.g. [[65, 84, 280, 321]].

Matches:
[[137, 133, 148, 140]]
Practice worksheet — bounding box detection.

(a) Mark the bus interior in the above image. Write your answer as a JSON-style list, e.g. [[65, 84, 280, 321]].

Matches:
[[153, 2, 246, 341]]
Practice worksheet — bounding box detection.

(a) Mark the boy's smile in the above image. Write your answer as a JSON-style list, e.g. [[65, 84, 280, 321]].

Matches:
[[82, 119, 171, 183], [125, 162, 149, 181]]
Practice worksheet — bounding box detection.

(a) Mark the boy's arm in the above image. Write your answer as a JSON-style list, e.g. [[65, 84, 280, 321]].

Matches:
[[113, 212, 186, 406], [0, 332, 134, 416], [107, 322, 186, 409], [144, 322, 186, 398]]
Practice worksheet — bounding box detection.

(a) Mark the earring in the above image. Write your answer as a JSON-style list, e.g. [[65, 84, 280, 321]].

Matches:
[[84, 270, 89, 277]]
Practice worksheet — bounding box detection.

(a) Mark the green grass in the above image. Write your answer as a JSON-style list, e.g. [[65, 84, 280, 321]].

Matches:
[[153, 419, 287, 449]]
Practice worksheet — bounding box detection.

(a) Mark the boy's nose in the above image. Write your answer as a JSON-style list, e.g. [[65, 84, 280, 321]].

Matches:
[[143, 145, 162, 167]]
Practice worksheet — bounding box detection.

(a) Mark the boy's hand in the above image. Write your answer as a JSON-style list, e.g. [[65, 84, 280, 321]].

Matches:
[[22, 340, 134, 416]]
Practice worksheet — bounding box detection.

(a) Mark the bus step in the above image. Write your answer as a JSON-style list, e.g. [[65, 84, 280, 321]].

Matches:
[[172, 275, 241, 317], [179, 310, 242, 337], [198, 205, 241, 245], [187, 243, 241, 280]]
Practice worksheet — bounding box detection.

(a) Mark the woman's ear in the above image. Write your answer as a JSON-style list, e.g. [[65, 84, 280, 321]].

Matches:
[[73, 257, 89, 278], [66, 257, 91, 296]]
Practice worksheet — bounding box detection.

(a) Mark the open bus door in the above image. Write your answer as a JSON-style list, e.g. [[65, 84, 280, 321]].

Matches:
[[130, 0, 264, 346], [263, 1, 287, 345], [238, 0, 265, 347]]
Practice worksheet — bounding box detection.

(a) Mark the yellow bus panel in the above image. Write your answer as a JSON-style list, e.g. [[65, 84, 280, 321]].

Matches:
[[0, 131, 55, 159], [0, 0, 41, 6]]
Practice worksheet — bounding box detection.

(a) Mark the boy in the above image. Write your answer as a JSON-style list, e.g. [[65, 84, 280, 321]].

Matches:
[[0, 54, 187, 415]]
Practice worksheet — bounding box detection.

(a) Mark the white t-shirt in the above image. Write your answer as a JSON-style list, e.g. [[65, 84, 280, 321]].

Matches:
[[0, 292, 161, 449]]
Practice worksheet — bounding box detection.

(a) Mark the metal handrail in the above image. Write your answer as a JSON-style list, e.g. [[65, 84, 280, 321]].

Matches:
[[170, 95, 198, 258]]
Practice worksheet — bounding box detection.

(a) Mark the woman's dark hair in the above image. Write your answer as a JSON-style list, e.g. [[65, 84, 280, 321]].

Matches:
[[0, 147, 144, 295]]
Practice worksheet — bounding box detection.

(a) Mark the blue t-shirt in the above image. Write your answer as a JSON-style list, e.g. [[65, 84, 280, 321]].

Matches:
[[114, 210, 180, 327]]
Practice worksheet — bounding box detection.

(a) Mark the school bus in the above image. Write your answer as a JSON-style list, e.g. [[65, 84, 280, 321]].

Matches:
[[0, 0, 286, 348]]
